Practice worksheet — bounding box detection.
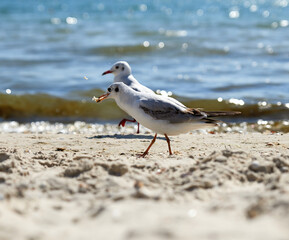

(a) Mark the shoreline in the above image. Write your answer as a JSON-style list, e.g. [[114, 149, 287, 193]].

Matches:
[[0, 132, 288, 239], [0, 120, 289, 134]]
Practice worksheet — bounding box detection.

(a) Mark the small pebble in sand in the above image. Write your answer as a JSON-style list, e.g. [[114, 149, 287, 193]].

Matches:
[[0, 153, 10, 162], [134, 180, 144, 190], [249, 160, 274, 173], [249, 160, 260, 172]]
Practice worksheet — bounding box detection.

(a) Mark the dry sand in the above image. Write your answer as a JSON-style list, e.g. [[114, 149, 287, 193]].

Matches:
[[0, 131, 288, 240]]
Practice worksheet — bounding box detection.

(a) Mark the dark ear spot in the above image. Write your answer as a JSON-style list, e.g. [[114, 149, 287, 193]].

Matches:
[[115, 87, 119, 92], [122, 67, 125, 71]]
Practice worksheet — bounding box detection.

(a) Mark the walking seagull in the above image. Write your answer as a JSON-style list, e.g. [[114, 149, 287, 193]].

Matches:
[[93, 82, 240, 157]]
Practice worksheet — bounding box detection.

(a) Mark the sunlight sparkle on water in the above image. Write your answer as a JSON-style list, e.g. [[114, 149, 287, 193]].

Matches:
[[250, 5, 258, 12], [258, 101, 267, 107], [262, 10, 270, 18], [66, 17, 78, 24], [158, 42, 165, 48], [229, 98, 244, 106], [280, 20, 289, 27], [257, 119, 268, 125], [156, 90, 172, 97], [277, 0, 288, 7], [223, 46, 230, 52], [257, 42, 264, 48], [271, 22, 278, 28], [51, 18, 61, 24], [139, 4, 147, 12], [143, 41, 150, 47], [165, 30, 187, 37], [229, 10, 239, 19], [266, 46, 274, 54], [182, 43, 188, 50]]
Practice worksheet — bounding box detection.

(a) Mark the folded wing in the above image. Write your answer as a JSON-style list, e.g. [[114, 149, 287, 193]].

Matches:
[[139, 97, 241, 124]]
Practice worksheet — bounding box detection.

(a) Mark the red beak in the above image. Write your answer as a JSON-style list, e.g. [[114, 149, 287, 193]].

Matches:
[[102, 70, 113, 76]]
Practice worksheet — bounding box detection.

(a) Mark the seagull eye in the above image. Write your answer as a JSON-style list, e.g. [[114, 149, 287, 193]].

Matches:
[[107, 87, 111, 92], [115, 87, 119, 92], [115, 66, 119, 69]]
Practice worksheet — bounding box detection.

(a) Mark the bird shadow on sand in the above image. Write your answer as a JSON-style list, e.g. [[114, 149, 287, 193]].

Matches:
[[87, 134, 166, 141]]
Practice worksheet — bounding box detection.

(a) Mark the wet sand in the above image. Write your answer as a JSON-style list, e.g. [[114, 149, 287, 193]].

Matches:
[[0, 132, 288, 240]]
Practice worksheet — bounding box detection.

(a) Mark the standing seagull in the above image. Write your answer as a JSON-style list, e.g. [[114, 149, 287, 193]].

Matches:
[[102, 61, 185, 133], [93, 83, 240, 157]]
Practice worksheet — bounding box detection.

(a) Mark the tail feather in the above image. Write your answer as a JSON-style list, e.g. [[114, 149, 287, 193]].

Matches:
[[204, 111, 241, 117], [201, 118, 220, 125]]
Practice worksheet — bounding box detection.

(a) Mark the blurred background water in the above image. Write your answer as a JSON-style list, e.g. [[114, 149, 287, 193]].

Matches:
[[0, 0, 288, 131]]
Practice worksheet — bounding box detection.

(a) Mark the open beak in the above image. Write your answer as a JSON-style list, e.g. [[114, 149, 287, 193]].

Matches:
[[102, 70, 113, 76], [92, 92, 110, 103]]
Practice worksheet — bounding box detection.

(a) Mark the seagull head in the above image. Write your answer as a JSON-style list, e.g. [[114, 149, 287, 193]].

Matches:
[[102, 61, 132, 77], [95, 83, 126, 102]]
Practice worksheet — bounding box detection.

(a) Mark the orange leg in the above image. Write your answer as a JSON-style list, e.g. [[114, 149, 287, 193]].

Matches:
[[118, 118, 136, 127], [164, 134, 173, 155], [118, 118, 140, 134], [139, 133, 157, 158]]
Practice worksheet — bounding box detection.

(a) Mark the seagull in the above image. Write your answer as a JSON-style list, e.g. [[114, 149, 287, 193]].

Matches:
[[93, 82, 240, 157], [102, 61, 154, 94], [102, 61, 186, 133]]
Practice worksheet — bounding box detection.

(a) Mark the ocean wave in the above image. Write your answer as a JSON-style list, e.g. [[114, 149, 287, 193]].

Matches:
[[1, 92, 288, 125], [85, 42, 232, 57], [86, 44, 155, 56], [0, 58, 69, 67], [212, 82, 282, 92], [0, 93, 123, 122]]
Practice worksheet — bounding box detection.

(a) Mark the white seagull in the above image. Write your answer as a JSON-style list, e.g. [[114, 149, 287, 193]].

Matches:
[[93, 82, 240, 157], [102, 61, 185, 133]]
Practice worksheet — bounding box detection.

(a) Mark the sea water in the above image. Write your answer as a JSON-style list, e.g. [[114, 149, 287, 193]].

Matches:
[[0, 0, 288, 131]]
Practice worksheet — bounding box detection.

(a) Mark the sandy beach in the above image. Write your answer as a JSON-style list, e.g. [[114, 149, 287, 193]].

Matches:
[[2, 1, 289, 239], [0, 131, 288, 240]]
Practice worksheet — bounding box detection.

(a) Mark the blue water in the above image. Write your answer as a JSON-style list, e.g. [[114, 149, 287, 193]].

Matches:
[[1, 0, 289, 104]]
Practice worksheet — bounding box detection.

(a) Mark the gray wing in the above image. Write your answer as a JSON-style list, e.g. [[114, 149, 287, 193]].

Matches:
[[166, 96, 186, 108], [139, 97, 207, 123]]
